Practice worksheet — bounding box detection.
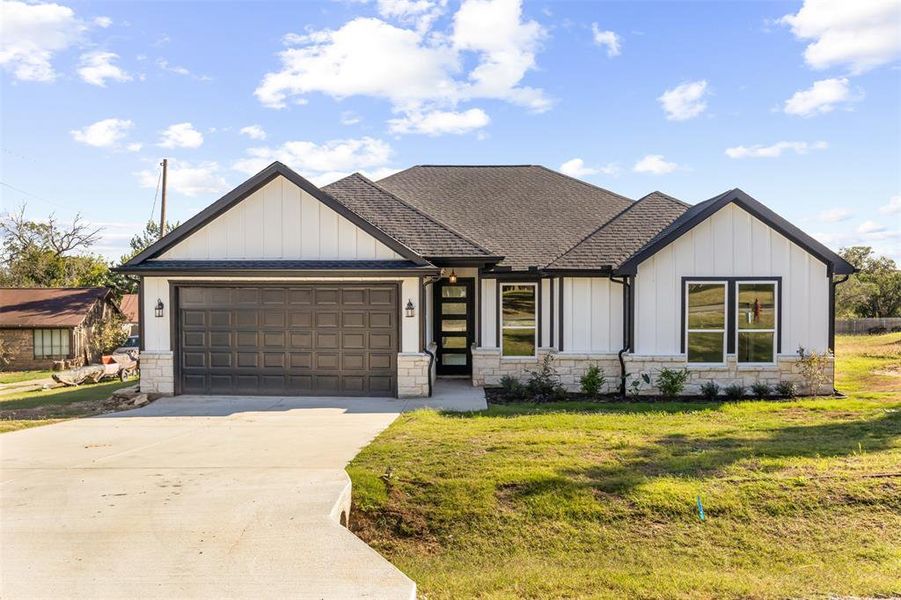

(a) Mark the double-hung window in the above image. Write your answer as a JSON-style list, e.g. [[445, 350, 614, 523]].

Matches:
[[33, 329, 70, 359], [685, 282, 727, 363], [501, 284, 537, 357], [736, 282, 777, 363]]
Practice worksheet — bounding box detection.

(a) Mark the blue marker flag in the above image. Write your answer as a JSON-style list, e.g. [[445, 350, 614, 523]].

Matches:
[[696, 495, 706, 521]]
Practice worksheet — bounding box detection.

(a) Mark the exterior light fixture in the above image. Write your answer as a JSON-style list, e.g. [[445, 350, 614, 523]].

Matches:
[[448, 269, 457, 284], [154, 299, 165, 318], [405, 299, 415, 318]]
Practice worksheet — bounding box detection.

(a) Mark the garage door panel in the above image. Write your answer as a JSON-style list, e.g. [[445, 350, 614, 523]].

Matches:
[[178, 284, 397, 396]]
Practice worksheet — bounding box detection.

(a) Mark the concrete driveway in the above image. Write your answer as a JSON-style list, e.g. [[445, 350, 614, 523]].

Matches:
[[1, 393, 474, 599]]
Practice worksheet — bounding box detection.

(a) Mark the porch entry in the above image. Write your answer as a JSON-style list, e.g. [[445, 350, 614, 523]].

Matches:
[[433, 277, 474, 375]]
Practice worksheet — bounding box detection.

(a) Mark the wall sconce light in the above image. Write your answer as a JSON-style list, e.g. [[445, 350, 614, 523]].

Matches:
[[405, 299, 415, 318], [448, 269, 457, 284], [154, 299, 165, 318]]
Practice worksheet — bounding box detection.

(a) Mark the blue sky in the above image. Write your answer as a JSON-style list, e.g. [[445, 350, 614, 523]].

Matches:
[[1, 0, 899, 262]]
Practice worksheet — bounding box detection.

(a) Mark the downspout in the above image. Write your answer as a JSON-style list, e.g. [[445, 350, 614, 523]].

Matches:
[[421, 274, 441, 397], [830, 273, 850, 395], [610, 274, 631, 398]]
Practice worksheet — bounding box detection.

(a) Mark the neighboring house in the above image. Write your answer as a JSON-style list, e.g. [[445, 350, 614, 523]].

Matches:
[[119, 294, 140, 335], [0, 288, 123, 370], [119, 162, 855, 398]]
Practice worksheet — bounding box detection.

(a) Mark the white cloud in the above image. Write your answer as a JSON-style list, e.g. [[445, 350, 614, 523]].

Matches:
[[70, 118, 134, 148], [125, 142, 142, 152], [879, 195, 901, 215], [725, 140, 828, 159], [817, 207, 852, 222], [93, 16, 111, 28], [0, 0, 87, 82], [158, 122, 204, 149], [559, 158, 621, 178], [784, 77, 859, 117], [77, 50, 131, 86], [156, 58, 211, 81], [857, 220, 886, 234], [377, 0, 446, 31], [232, 137, 393, 183], [591, 23, 621, 57], [779, 0, 901, 73], [658, 80, 708, 121], [239, 124, 267, 140], [813, 228, 900, 262], [633, 154, 678, 175], [137, 160, 228, 197], [255, 0, 548, 132], [341, 111, 362, 125], [388, 107, 490, 135]]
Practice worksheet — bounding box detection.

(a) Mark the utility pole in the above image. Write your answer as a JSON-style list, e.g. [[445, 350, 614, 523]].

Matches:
[[159, 158, 168, 239]]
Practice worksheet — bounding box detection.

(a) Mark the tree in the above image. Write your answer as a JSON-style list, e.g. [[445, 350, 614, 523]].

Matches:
[[836, 247, 901, 318], [114, 220, 180, 294], [90, 312, 129, 356]]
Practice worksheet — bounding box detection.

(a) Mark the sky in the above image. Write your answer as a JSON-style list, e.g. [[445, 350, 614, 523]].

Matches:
[[1, 0, 899, 263]]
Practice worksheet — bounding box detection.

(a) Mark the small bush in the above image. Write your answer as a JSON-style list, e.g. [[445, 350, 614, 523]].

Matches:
[[526, 353, 567, 402], [499, 375, 526, 401], [625, 372, 651, 399], [797, 346, 832, 397], [699, 380, 720, 400], [655, 367, 690, 398], [723, 383, 744, 400], [580, 364, 606, 398], [775, 380, 796, 398], [750, 381, 771, 399]]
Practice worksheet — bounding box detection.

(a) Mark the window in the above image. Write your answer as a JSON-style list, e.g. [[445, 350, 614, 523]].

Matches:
[[33, 329, 70, 359], [501, 284, 536, 357], [736, 282, 777, 363], [685, 282, 726, 363]]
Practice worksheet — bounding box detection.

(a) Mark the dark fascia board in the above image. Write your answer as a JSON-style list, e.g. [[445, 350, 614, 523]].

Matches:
[[426, 255, 505, 267], [114, 267, 440, 277], [541, 267, 613, 276], [615, 188, 858, 276], [123, 161, 429, 267]]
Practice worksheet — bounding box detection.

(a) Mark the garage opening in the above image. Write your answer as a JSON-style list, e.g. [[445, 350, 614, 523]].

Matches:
[[176, 284, 398, 397]]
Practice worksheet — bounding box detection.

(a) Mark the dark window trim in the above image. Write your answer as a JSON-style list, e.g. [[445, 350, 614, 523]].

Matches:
[[499, 282, 539, 358], [680, 276, 782, 359], [558, 276, 564, 351]]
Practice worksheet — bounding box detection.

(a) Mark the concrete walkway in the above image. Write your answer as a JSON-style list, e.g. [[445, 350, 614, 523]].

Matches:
[[0, 389, 484, 599]]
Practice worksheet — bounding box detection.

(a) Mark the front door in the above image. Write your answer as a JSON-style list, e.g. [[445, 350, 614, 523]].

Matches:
[[434, 278, 474, 375]]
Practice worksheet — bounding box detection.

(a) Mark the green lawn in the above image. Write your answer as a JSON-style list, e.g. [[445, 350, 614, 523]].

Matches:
[[0, 379, 135, 433], [348, 333, 901, 599], [0, 370, 53, 385]]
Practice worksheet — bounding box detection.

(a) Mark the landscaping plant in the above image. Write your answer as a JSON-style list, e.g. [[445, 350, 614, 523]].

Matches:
[[775, 380, 797, 398], [723, 383, 744, 400], [626, 372, 651, 399], [525, 353, 567, 402], [750, 381, 771, 399], [579, 364, 606, 398], [655, 367, 690, 398], [498, 375, 526, 402], [699, 380, 720, 400], [797, 346, 833, 397]]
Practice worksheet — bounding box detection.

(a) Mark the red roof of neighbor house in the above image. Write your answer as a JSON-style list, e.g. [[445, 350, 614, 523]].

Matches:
[[0, 288, 112, 328], [119, 293, 139, 323]]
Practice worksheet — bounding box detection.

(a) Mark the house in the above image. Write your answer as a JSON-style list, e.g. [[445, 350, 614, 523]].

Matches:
[[119, 293, 140, 336], [118, 162, 855, 398], [0, 288, 123, 370]]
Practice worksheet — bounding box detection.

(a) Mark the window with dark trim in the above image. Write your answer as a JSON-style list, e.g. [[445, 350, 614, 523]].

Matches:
[[501, 284, 537, 357], [685, 282, 727, 363], [736, 281, 777, 363], [33, 329, 70, 359]]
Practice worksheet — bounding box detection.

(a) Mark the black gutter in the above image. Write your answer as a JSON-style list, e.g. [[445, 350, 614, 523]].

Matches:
[[112, 267, 440, 277], [829, 273, 851, 396], [419, 275, 435, 397]]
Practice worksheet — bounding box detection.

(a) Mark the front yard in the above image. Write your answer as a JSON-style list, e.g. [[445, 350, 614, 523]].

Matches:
[[348, 333, 901, 599], [0, 379, 136, 433]]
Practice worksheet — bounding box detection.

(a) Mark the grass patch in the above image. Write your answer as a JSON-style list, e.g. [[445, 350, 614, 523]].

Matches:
[[0, 379, 135, 433], [348, 333, 901, 599], [0, 370, 53, 385]]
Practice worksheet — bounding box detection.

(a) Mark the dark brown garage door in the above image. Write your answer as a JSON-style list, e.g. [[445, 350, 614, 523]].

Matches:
[[176, 285, 398, 396]]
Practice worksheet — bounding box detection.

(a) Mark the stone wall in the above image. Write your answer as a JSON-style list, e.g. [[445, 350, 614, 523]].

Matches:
[[472, 347, 621, 393], [139, 351, 174, 394], [623, 354, 834, 396], [397, 352, 430, 398]]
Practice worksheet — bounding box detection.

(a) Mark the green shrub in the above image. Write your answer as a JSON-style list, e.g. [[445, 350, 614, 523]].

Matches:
[[699, 380, 720, 400], [750, 381, 771, 399], [775, 380, 797, 398], [499, 375, 526, 401], [626, 372, 651, 399], [723, 383, 744, 400], [655, 367, 690, 398], [526, 353, 567, 402], [797, 346, 832, 397], [580, 364, 606, 398]]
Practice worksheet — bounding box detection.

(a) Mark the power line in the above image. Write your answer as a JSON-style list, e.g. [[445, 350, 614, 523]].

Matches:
[[0, 180, 74, 213], [148, 164, 162, 223]]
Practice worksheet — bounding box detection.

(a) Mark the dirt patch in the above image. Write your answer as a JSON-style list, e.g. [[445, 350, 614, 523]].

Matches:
[[0, 385, 152, 423]]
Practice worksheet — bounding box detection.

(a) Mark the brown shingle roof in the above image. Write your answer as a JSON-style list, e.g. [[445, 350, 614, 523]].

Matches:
[[322, 173, 495, 259], [377, 165, 633, 269], [0, 288, 112, 328], [548, 192, 690, 270], [119, 293, 139, 323]]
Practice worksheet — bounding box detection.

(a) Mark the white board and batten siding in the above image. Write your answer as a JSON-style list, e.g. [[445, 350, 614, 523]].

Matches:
[[561, 278, 624, 353], [156, 175, 402, 261], [634, 203, 830, 356]]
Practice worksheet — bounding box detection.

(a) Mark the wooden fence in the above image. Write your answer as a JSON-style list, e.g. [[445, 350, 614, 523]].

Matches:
[[836, 318, 901, 335]]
